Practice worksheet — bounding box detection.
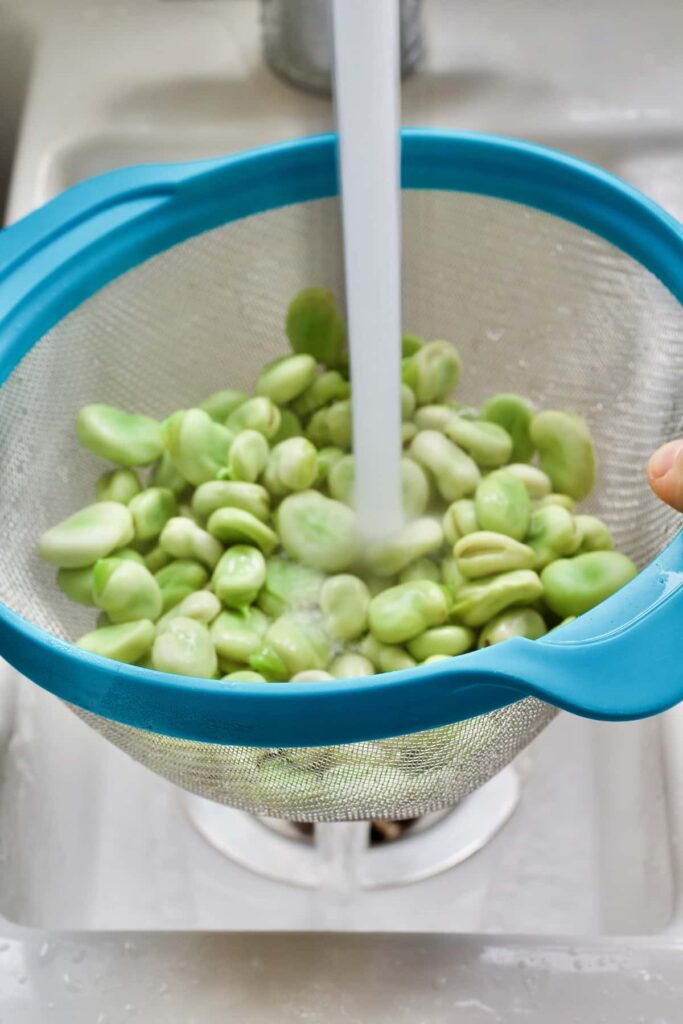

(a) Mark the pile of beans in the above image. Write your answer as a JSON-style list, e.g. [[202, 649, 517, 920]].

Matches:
[[39, 288, 637, 682]]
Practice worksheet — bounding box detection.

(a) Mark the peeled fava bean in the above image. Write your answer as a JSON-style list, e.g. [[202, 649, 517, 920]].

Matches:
[[475, 471, 531, 541], [442, 499, 478, 546], [290, 670, 334, 682], [250, 613, 331, 679], [359, 634, 416, 673], [320, 574, 370, 641], [161, 409, 233, 485], [152, 617, 218, 678], [39, 502, 134, 568], [414, 404, 457, 432], [128, 487, 177, 543], [258, 557, 324, 618], [155, 559, 209, 612], [225, 430, 269, 483], [330, 652, 375, 678], [95, 468, 142, 505], [149, 450, 189, 496], [262, 437, 318, 495], [192, 481, 270, 523], [454, 531, 535, 579], [530, 410, 596, 501], [451, 569, 544, 628], [76, 404, 163, 467], [207, 507, 278, 555], [478, 607, 547, 647], [526, 505, 578, 570], [210, 607, 270, 663], [444, 417, 513, 468], [573, 514, 614, 553], [366, 517, 444, 578], [329, 455, 429, 520], [286, 288, 346, 368], [541, 551, 637, 618], [255, 353, 317, 406], [159, 517, 224, 569], [199, 387, 248, 423], [212, 545, 266, 611], [57, 565, 96, 606], [411, 340, 461, 405], [407, 625, 475, 660], [156, 590, 222, 631], [368, 580, 449, 645], [292, 370, 350, 417], [77, 619, 156, 664], [399, 557, 441, 584], [410, 430, 481, 502], [276, 491, 361, 573], [501, 463, 552, 499], [226, 396, 281, 440], [92, 557, 163, 623], [480, 393, 535, 463]]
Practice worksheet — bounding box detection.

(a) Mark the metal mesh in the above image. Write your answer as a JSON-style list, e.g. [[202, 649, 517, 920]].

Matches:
[[1, 191, 682, 820]]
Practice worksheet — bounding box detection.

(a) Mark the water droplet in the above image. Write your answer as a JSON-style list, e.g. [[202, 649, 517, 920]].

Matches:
[[486, 327, 505, 343], [72, 949, 86, 965], [124, 940, 137, 955], [96, 1013, 109, 1024], [39, 942, 51, 961], [63, 973, 82, 993]]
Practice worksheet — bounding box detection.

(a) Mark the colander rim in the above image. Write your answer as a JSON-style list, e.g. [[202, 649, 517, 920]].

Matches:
[[0, 129, 681, 746]]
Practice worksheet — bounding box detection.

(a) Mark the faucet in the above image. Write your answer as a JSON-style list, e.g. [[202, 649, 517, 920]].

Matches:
[[261, 0, 422, 95]]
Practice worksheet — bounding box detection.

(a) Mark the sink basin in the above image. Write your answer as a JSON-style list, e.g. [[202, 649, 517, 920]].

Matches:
[[1, 0, 683, 1019]]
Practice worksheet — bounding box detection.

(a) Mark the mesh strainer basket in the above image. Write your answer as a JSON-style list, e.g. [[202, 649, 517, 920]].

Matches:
[[0, 130, 682, 822]]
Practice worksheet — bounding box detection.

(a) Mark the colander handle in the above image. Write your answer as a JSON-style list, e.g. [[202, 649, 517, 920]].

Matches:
[[466, 528, 683, 721]]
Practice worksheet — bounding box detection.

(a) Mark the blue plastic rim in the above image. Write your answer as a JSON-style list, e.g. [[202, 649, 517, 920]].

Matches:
[[0, 129, 682, 747]]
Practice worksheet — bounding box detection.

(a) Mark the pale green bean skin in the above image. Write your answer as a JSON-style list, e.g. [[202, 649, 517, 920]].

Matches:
[[451, 570, 544, 628]]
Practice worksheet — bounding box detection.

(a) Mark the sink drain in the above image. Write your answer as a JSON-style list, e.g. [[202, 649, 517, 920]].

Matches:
[[182, 766, 519, 889]]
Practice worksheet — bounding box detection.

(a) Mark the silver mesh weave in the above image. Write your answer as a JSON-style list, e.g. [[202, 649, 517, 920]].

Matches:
[[1, 192, 682, 820]]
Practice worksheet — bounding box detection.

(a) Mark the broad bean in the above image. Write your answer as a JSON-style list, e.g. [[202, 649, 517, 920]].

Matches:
[[454, 531, 535, 579], [410, 430, 480, 502], [478, 607, 547, 647], [530, 410, 596, 500], [39, 502, 134, 568], [451, 569, 544, 627], [212, 545, 266, 610], [541, 551, 637, 617], [320, 574, 370, 641], [475, 471, 531, 540], [96, 468, 141, 505], [368, 580, 449, 644], [77, 619, 155, 663], [255, 353, 317, 405], [152, 617, 218, 678], [276, 491, 360, 572], [92, 557, 163, 623], [76, 404, 163, 466]]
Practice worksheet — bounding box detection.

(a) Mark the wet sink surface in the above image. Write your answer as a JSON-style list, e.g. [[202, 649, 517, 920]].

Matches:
[[1, 0, 683, 1019]]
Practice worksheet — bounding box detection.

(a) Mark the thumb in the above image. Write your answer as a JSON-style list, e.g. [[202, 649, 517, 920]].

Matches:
[[648, 440, 683, 512]]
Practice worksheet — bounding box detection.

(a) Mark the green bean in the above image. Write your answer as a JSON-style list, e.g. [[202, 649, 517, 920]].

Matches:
[[207, 507, 278, 555], [257, 557, 324, 618], [155, 559, 209, 612], [161, 408, 233, 485], [292, 370, 350, 417], [92, 557, 163, 623], [358, 634, 416, 673], [444, 417, 513, 468], [250, 613, 331, 679], [95, 468, 142, 505], [77, 619, 156, 664], [152, 616, 218, 678], [286, 287, 346, 368], [320, 574, 370, 641], [192, 481, 271, 523], [226, 396, 281, 440], [276, 491, 360, 572], [210, 607, 270, 663], [368, 580, 449, 644], [541, 551, 637, 618], [156, 590, 222, 631], [366, 518, 444, 577], [76, 404, 163, 467], [530, 410, 596, 501], [480, 393, 534, 463], [199, 387, 248, 423], [212, 545, 266, 610], [39, 502, 135, 568], [475, 470, 531, 540], [159, 517, 224, 569], [255, 353, 317, 405], [398, 557, 441, 584], [454, 531, 535, 579], [329, 653, 375, 678], [128, 487, 177, 543], [225, 430, 269, 483], [478, 607, 547, 647], [525, 505, 578, 569], [407, 625, 475, 660], [410, 430, 481, 502], [573, 514, 614, 553], [262, 437, 318, 495], [503, 463, 552, 498], [451, 569, 544, 628], [442, 499, 478, 546]]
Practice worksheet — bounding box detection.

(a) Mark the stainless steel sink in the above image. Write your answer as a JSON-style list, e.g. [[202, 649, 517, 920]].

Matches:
[[1, 0, 683, 1019]]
